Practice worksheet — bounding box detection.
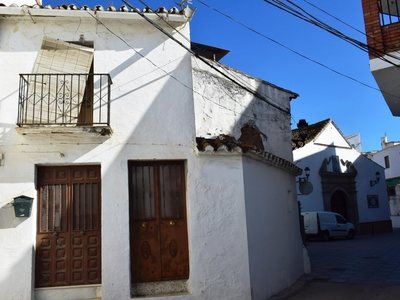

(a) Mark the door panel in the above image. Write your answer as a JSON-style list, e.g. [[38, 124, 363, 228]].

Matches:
[[36, 177, 70, 287], [160, 219, 189, 280], [36, 165, 101, 288], [159, 164, 189, 280], [130, 164, 161, 282], [129, 161, 189, 284]]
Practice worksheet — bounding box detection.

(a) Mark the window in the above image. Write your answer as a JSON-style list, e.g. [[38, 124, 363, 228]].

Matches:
[[128, 161, 189, 283], [367, 195, 379, 208], [335, 215, 347, 224], [35, 165, 101, 287], [384, 155, 390, 169], [27, 37, 94, 125]]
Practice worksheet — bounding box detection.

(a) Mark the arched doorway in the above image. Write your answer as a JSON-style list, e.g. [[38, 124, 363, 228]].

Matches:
[[330, 190, 348, 219]]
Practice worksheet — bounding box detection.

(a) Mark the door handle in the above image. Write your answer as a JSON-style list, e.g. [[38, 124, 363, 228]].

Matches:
[[169, 220, 175, 226]]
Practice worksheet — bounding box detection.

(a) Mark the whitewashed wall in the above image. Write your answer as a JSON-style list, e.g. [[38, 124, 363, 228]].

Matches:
[[242, 157, 304, 300], [0, 11, 197, 300], [0, 8, 304, 300], [192, 57, 305, 299], [192, 57, 296, 161], [188, 155, 252, 300], [372, 144, 400, 179]]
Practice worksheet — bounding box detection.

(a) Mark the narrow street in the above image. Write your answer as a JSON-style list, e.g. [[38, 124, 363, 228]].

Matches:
[[271, 219, 400, 299]]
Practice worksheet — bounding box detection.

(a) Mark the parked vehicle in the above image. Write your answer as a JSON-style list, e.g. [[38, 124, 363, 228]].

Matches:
[[301, 211, 355, 240]]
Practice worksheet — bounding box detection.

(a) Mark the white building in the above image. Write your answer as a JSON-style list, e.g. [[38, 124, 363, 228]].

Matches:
[[370, 136, 400, 215], [0, 2, 305, 300], [293, 119, 392, 234]]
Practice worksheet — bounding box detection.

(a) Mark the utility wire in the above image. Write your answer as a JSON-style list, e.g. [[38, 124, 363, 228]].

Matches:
[[263, 0, 400, 66], [86, 11, 272, 121], [132, 0, 283, 115], [123, 0, 291, 115], [300, 0, 367, 38], [194, 0, 399, 97], [299, 0, 400, 58], [133, 0, 274, 103]]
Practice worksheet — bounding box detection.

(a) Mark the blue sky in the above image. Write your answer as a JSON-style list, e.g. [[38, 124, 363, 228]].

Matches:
[[45, 0, 400, 151]]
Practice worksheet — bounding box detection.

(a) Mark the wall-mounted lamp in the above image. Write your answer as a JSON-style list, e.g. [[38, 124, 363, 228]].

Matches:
[[299, 167, 310, 182], [13, 195, 33, 218], [298, 167, 313, 195], [370, 171, 381, 187]]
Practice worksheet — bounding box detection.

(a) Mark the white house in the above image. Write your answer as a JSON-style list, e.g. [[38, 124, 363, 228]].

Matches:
[[0, 2, 305, 300], [370, 136, 400, 215], [293, 119, 392, 235]]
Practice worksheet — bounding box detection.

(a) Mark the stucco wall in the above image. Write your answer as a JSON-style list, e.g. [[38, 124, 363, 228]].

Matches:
[[0, 13, 196, 300], [187, 155, 252, 300], [372, 144, 400, 179], [242, 156, 304, 300], [192, 58, 295, 161], [0, 9, 303, 300]]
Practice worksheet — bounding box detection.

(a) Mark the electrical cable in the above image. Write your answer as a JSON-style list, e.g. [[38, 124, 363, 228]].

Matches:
[[86, 11, 273, 122], [299, 0, 400, 58], [300, 0, 368, 38], [263, 0, 400, 66], [133, 0, 265, 101], [123, 0, 292, 115], [194, 0, 400, 98]]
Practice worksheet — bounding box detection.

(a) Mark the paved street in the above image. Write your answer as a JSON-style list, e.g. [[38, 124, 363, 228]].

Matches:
[[308, 228, 400, 284], [270, 225, 400, 299]]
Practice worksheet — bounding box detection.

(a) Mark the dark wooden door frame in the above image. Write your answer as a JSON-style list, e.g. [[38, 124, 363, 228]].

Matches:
[[128, 160, 189, 284], [35, 165, 101, 288]]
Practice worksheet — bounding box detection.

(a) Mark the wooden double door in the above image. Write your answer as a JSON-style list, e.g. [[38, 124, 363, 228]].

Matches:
[[35, 165, 101, 287], [129, 161, 189, 283]]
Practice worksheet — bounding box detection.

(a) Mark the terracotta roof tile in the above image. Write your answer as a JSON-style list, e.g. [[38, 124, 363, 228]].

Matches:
[[292, 119, 331, 149], [0, 3, 185, 14], [196, 135, 302, 175]]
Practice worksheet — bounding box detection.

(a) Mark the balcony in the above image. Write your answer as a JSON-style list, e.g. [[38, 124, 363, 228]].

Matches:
[[17, 73, 112, 135]]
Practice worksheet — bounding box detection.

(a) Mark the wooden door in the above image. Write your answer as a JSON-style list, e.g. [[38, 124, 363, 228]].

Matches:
[[330, 190, 348, 219], [35, 165, 101, 288], [129, 161, 189, 283]]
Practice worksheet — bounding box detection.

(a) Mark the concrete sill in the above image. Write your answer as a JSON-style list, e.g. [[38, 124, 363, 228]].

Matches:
[[35, 284, 101, 300], [16, 125, 112, 137], [131, 280, 189, 298]]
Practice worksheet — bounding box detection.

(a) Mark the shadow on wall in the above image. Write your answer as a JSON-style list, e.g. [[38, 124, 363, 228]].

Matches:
[[0, 201, 30, 229], [0, 245, 35, 300]]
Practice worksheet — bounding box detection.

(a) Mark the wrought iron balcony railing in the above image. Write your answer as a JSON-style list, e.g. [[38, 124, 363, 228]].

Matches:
[[18, 73, 111, 127], [379, 0, 400, 26]]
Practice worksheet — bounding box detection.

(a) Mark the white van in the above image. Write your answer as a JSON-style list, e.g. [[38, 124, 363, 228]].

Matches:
[[301, 211, 355, 240]]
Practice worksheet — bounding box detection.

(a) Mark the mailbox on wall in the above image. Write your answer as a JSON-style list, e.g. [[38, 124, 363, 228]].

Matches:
[[13, 195, 33, 218]]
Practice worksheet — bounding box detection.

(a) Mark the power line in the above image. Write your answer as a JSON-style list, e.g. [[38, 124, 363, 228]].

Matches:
[[134, 0, 282, 106], [86, 11, 273, 122], [127, 0, 287, 116], [123, 0, 292, 115], [263, 0, 400, 65], [194, 0, 398, 96], [299, 0, 400, 58], [300, 0, 367, 38]]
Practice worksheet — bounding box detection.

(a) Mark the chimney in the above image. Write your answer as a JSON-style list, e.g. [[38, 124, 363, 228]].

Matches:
[[381, 135, 388, 149]]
